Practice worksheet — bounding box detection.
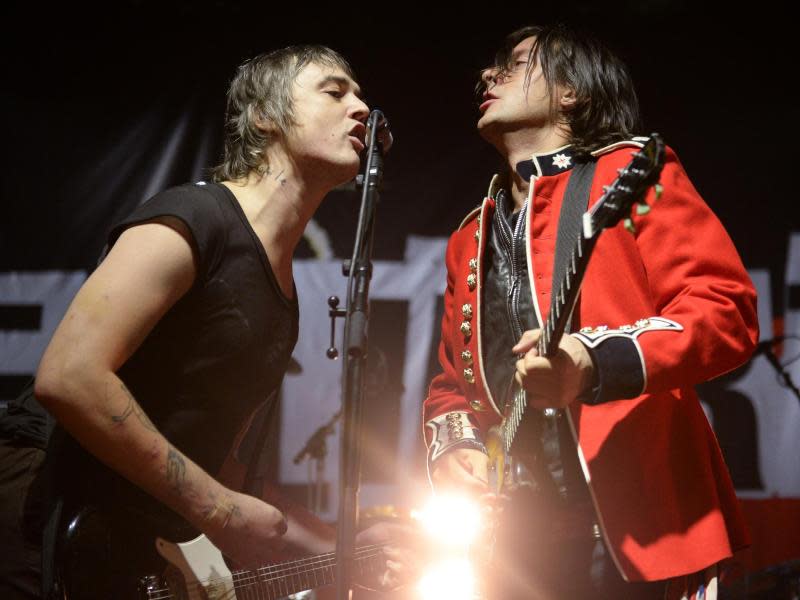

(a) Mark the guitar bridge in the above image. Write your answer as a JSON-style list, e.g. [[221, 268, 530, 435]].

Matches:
[[137, 574, 164, 600]]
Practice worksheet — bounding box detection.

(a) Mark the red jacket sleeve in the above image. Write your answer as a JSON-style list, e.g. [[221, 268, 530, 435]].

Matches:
[[422, 228, 488, 459], [635, 147, 759, 391], [575, 146, 759, 402]]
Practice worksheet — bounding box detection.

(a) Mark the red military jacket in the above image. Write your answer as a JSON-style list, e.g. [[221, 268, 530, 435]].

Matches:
[[423, 139, 759, 581]]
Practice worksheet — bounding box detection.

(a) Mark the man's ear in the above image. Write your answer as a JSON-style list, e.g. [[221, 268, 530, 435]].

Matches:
[[252, 107, 279, 135], [255, 115, 278, 134], [558, 87, 577, 111]]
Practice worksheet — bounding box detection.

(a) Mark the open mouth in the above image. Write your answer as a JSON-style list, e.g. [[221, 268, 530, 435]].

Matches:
[[348, 123, 367, 152], [479, 97, 497, 113], [349, 135, 365, 152]]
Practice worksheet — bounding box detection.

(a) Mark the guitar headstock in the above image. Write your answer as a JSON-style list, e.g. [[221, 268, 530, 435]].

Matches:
[[584, 133, 666, 239]]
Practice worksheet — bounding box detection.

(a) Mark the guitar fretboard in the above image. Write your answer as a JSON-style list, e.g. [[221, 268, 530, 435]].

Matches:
[[501, 231, 598, 452], [146, 544, 386, 600]]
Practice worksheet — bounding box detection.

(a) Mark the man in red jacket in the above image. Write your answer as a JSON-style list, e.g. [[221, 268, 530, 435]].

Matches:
[[423, 24, 758, 599]]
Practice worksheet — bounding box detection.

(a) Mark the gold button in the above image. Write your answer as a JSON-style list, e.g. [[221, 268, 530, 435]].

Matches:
[[460, 321, 472, 337], [470, 399, 486, 412], [476, 215, 481, 226], [474, 229, 480, 242], [468, 258, 478, 273], [463, 368, 475, 384], [467, 273, 477, 290], [461, 303, 473, 320], [461, 349, 473, 365]]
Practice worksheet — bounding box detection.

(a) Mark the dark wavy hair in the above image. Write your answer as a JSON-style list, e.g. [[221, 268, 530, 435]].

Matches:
[[211, 45, 355, 182], [477, 24, 641, 156]]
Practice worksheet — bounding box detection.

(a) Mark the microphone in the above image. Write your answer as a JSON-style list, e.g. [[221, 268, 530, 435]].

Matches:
[[366, 109, 393, 155]]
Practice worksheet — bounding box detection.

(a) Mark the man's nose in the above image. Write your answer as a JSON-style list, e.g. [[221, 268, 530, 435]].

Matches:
[[481, 67, 503, 91], [351, 96, 370, 122]]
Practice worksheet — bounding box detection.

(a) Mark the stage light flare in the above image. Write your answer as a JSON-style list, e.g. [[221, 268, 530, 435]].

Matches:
[[417, 558, 477, 599], [411, 494, 483, 548]]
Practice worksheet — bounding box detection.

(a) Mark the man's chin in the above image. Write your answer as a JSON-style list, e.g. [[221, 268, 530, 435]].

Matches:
[[327, 163, 361, 192], [477, 117, 501, 145]]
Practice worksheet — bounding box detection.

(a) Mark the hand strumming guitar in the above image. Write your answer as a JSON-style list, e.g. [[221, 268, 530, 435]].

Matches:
[[202, 490, 288, 570]]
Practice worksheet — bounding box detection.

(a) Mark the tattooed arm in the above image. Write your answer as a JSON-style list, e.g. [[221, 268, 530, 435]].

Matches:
[[35, 219, 286, 569]]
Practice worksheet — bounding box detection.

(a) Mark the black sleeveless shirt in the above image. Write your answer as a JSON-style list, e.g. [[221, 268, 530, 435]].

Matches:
[[48, 182, 299, 530]]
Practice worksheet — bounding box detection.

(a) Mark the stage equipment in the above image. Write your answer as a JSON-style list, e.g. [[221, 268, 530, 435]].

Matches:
[[326, 110, 392, 600], [293, 409, 340, 514], [755, 336, 800, 403]]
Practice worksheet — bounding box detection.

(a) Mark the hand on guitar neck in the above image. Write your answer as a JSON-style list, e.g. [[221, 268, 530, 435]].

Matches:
[[512, 328, 595, 409]]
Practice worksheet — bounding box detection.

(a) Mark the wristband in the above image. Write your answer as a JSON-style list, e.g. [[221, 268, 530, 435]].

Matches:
[[425, 411, 487, 463]]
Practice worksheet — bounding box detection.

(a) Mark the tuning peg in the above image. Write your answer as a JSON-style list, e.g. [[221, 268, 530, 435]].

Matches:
[[635, 202, 651, 216], [654, 183, 663, 200], [624, 217, 636, 233]]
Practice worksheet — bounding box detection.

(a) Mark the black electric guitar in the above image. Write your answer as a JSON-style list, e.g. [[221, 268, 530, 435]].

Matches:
[[54, 505, 387, 600], [485, 133, 666, 493]]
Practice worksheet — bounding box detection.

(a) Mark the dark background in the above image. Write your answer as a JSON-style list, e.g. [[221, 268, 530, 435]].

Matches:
[[2, 0, 796, 292]]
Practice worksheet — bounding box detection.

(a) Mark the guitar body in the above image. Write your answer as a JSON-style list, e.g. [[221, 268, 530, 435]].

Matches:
[[154, 535, 236, 600], [54, 505, 185, 600], [486, 409, 543, 494]]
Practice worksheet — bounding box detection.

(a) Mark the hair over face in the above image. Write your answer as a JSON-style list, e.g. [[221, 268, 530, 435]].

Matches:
[[478, 24, 641, 156], [211, 45, 356, 182]]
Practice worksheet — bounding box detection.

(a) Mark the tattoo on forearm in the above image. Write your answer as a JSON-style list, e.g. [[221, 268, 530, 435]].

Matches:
[[110, 382, 158, 433], [203, 491, 241, 529], [166, 446, 187, 495]]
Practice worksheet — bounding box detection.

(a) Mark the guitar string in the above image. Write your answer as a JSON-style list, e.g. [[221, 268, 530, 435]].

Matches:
[[144, 544, 385, 599], [146, 549, 385, 600], [231, 549, 384, 600], [145, 546, 384, 599], [146, 550, 385, 600]]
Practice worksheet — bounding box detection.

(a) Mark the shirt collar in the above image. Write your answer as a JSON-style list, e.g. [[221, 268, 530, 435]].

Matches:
[[515, 144, 575, 180]]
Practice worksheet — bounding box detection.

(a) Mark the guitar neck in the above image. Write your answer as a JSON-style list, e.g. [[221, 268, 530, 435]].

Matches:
[[227, 544, 385, 600], [538, 231, 598, 357], [499, 134, 665, 456]]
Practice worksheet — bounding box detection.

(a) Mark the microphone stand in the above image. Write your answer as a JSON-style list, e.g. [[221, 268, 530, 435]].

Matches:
[[335, 110, 387, 600], [293, 410, 340, 513], [758, 337, 800, 403]]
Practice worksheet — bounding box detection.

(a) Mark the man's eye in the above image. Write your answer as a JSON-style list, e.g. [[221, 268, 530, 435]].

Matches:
[[325, 90, 343, 98]]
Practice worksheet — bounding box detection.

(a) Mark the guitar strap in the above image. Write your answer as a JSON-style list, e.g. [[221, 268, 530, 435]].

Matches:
[[550, 159, 597, 334]]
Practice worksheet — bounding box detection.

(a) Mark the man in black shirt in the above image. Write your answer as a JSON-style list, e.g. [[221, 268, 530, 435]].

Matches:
[[34, 45, 407, 598]]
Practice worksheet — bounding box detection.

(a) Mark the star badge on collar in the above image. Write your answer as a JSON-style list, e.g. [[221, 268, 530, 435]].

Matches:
[[552, 153, 571, 169]]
